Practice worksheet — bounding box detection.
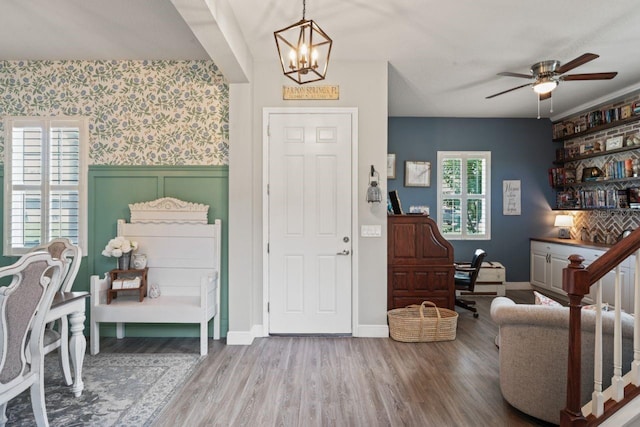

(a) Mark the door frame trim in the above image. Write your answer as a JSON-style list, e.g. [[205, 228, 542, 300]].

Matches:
[[262, 107, 359, 336]]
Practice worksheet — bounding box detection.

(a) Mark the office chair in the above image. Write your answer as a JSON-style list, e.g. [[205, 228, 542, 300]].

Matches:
[[454, 249, 487, 318]]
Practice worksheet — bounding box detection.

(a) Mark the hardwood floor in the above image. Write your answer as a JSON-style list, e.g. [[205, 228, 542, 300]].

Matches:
[[99, 291, 554, 426]]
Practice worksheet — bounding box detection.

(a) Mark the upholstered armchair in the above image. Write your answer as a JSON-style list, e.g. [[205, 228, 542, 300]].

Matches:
[[490, 296, 635, 424], [0, 252, 64, 427], [28, 239, 82, 386]]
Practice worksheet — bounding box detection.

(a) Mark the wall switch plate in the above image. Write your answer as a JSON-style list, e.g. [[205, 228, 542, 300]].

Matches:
[[361, 225, 382, 237]]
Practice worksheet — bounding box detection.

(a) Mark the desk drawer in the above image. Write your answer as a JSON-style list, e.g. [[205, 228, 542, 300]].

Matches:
[[477, 262, 505, 283]]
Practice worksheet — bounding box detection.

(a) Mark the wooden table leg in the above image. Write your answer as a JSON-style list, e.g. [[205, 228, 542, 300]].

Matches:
[[68, 310, 86, 397]]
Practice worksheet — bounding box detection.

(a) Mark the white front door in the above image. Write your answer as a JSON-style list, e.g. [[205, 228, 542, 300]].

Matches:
[[267, 111, 353, 334]]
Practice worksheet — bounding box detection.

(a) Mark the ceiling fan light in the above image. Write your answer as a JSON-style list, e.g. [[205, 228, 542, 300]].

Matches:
[[533, 79, 558, 94]]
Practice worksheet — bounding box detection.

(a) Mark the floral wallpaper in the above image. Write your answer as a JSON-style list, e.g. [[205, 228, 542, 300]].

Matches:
[[0, 60, 229, 165]]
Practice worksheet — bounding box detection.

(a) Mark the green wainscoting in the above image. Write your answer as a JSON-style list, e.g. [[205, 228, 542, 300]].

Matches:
[[88, 166, 229, 338], [0, 165, 229, 338]]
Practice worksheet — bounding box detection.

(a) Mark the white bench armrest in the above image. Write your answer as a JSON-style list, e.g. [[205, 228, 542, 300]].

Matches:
[[90, 273, 110, 307]]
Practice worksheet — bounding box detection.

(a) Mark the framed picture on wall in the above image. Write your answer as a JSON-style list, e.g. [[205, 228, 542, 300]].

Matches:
[[404, 161, 430, 187], [387, 153, 396, 179]]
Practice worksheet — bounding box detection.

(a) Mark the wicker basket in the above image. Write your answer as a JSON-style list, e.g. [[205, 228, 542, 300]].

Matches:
[[388, 301, 458, 342]]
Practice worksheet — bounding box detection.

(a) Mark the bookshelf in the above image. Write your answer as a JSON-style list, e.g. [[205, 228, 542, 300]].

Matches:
[[551, 107, 640, 211]]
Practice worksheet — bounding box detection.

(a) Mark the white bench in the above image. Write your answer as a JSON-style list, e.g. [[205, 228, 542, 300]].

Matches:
[[90, 197, 221, 356]]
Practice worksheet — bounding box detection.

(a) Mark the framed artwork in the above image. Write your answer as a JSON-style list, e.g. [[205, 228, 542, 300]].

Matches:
[[605, 135, 623, 151], [502, 180, 521, 215], [404, 161, 430, 187], [387, 153, 396, 179]]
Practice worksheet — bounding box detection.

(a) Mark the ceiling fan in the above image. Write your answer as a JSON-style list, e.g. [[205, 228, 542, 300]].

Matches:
[[486, 53, 618, 100]]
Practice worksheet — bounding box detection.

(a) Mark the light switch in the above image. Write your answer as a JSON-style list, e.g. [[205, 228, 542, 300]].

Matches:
[[361, 225, 382, 237]]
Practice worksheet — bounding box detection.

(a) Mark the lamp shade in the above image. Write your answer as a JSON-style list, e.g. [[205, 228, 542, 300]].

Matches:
[[554, 214, 574, 227], [533, 78, 558, 94]]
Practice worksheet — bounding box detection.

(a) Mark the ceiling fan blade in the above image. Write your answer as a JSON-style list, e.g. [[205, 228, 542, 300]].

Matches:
[[557, 53, 599, 74], [561, 72, 618, 81], [497, 71, 532, 79], [539, 92, 552, 101], [486, 83, 531, 99]]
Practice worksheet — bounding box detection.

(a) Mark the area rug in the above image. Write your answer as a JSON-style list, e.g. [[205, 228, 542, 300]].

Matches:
[[5, 353, 202, 426]]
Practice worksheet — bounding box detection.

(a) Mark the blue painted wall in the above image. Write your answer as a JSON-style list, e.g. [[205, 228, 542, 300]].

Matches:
[[388, 117, 555, 282]]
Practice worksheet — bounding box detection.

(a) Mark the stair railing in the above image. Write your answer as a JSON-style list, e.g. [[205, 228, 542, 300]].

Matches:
[[561, 229, 640, 426]]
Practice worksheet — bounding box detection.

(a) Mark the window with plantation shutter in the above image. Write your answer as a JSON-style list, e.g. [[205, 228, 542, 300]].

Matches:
[[437, 151, 491, 240], [4, 117, 88, 255]]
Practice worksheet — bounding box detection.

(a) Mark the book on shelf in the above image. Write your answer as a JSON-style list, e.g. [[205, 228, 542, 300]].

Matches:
[[618, 189, 629, 209], [556, 190, 578, 209], [606, 189, 618, 209], [548, 167, 576, 188], [578, 189, 609, 209], [628, 187, 640, 209]]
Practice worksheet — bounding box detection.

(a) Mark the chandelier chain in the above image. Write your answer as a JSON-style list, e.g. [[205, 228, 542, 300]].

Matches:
[[302, 0, 306, 20]]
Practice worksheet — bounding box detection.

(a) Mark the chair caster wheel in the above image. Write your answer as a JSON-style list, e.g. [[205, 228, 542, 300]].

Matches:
[[473, 313, 479, 318]]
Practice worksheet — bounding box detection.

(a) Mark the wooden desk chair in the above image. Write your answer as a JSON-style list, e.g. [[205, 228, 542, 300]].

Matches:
[[28, 239, 82, 386], [454, 249, 487, 318], [0, 252, 63, 427]]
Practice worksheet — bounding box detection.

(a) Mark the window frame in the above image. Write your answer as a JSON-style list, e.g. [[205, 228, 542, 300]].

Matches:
[[3, 116, 88, 256], [436, 151, 491, 240]]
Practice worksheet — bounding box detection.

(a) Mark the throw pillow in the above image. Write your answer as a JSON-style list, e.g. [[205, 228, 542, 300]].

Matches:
[[533, 290, 562, 307]]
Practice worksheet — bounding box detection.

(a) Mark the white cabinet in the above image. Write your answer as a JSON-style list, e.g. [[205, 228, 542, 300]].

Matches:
[[530, 239, 636, 314], [530, 240, 573, 293], [530, 241, 550, 288]]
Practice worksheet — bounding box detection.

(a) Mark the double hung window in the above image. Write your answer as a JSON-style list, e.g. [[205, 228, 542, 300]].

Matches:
[[4, 117, 88, 255], [437, 151, 491, 240]]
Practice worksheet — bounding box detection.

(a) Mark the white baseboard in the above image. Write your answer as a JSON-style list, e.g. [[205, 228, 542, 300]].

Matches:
[[225, 331, 254, 345], [251, 324, 266, 338], [355, 324, 389, 338], [226, 324, 266, 345], [506, 281, 532, 290]]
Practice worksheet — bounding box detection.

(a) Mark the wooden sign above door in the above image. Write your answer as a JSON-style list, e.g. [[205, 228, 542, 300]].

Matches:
[[282, 85, 339, 100]]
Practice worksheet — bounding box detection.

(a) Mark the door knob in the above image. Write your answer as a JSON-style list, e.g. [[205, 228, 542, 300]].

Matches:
[[337, 250, 350, 255]]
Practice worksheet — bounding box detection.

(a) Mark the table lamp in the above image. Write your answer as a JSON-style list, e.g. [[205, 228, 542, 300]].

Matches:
[[554, 214, 574, 239]]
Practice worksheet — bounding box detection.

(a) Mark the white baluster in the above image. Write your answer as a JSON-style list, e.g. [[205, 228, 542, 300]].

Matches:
[[592, 279, 605, 417], [632, 250, 640, 386], [612, 265, 625, 401]]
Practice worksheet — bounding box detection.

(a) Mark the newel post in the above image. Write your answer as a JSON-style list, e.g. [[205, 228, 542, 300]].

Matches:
[[560, 254, 590, 427]]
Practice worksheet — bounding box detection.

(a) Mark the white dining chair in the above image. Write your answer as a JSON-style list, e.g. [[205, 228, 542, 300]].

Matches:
[[0, 252, 64, 427]]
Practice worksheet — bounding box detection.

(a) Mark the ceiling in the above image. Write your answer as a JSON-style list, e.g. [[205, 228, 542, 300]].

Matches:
[[1, 0, 640, 120]]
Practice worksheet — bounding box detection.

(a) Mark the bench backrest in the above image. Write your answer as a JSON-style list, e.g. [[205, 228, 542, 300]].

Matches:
[[116, 197, 221, 298], [118, 221, 221, 297]]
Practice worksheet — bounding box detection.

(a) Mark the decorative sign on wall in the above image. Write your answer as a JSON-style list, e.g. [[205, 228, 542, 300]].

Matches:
[[503, 180, 521, 215], [283, 85, 339, 100]]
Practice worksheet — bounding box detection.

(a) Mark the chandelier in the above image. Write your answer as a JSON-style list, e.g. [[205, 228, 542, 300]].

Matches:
[[273, 0, 332, 84]]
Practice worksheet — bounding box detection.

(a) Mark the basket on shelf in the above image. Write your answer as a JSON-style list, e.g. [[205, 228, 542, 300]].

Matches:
[[387, 301, 458, 343]]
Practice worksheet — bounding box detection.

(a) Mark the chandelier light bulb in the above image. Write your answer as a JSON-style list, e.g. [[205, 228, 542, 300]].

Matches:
[[288, 50, 296, 69]]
